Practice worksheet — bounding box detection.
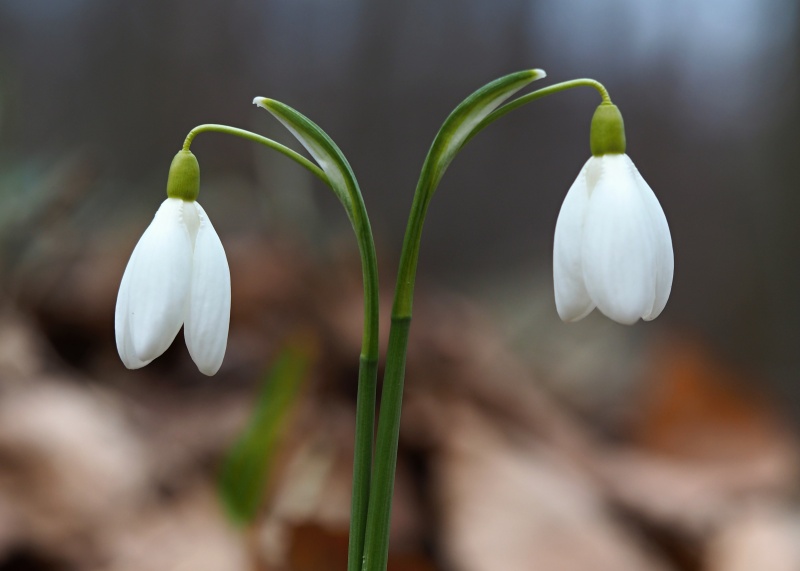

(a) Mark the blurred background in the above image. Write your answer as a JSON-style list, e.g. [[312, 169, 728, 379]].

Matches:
[[1, 1, 799, 570]]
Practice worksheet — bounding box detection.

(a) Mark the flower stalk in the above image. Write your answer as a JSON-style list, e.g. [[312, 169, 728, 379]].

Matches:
[[183, 124, 328, 183], [361, 70, 671, 571], [137, 111, 380, 568]]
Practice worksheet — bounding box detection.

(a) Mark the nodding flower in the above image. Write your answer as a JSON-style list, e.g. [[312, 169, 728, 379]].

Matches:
[[553, 104, 673, 325], [115, 150, 231, 375]]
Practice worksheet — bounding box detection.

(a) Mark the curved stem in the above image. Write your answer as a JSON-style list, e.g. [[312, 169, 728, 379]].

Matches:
[[182, 122, 377, 364], [362, 74, 610, 571], [183, 124, 328, 184], [185, 121, 379, 571], [347, 195, 379, 571], [467, 78, 611, 145]]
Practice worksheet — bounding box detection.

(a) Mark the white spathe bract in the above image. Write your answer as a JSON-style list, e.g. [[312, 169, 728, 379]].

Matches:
[[115, 198, 231, 375], [553, 154, 673, 325]]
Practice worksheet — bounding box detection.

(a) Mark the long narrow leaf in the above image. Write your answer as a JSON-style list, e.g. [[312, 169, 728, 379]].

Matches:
[[253, 97, 360, 225], [255, 96, 380, 571], [218, 337, 314, 525], [362, 69, 547, 571], [421, 69, 546, 196]]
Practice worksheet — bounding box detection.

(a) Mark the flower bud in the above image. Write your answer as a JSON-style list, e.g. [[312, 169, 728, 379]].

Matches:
[[166, 150, 200, 201], [590, 103, 626, 156]]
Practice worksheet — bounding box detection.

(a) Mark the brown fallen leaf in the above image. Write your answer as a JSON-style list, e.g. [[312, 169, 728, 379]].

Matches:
[[631, 337, 796, 465], [431, 399, 674, 571], [705, 503, 800, 571]]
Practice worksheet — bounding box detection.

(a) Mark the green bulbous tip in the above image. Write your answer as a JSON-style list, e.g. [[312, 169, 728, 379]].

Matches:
[[166, 150, 200, 201], [590, 103, 626, 156]]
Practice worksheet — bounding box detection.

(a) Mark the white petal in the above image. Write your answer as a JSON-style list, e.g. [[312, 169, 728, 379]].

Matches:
[[553, 158, 595, 322], [114, 245, 151, 369], [582, 155, 657, 325], [127, 198, 193, 361], [184, 203, 231, 376], [632, 165, 674, 321]]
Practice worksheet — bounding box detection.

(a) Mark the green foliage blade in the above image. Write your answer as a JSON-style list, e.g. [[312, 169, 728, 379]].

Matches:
[[421, 69, 546, 196], [218, 339, 313, 525], [256, 97, 381, 571], [253, 97, 359, 224]]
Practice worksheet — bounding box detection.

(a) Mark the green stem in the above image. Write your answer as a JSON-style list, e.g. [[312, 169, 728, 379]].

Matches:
[[347, 192, 379, 571], [362, 74, 610, 571], [184, 121, 379, 571], [183, 124, 328, 184], [467, 78, 611, 145], [362, 315, 410, 571], [359, 160, 432, 571]]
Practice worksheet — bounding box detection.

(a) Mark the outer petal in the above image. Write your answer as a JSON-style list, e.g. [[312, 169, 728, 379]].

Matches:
[[581, 155, 657, 325], [114, 244, 152, 369], [184, 202, 231, 376], [553, 158, 595, 322], [633, 165, 674, 321], [127, 198, 193, 361]]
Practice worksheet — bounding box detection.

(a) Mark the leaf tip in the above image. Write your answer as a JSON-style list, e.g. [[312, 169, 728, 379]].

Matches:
[[252, 96, 272, 110], [530, 68, 547, 81]]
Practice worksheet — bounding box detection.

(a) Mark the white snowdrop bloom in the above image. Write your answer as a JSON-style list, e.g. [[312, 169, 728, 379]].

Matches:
[[115, 151, 231, 375], [553, 153, 673, 325], [553, 102, 673, 325]]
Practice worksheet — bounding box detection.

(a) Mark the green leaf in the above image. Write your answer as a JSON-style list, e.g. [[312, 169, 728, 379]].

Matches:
[[218, 337, 314, 525], [254, 98, 381, 571], [253, 96, 379, 358], [391, 69, 547, 318], [253, 97, 360, 226], [420, 69, 546, 198]]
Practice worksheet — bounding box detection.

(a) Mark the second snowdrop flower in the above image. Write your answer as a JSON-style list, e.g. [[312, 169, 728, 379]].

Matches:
[[115, 150, 231, 375], [553, 103, 673, 325]]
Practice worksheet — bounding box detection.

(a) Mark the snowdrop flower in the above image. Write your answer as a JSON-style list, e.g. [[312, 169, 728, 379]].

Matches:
[[553, 104, 673, 325], [115, 150, 231, 375]]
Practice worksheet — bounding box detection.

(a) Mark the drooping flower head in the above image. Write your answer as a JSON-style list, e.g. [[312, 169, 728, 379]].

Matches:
[[553, 103, 673, 325], [115, 150, 231, 375]]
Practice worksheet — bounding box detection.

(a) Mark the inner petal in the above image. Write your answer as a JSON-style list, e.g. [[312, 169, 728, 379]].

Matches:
[[581, 156, 657, 324], [181, 200, 201, 246]]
